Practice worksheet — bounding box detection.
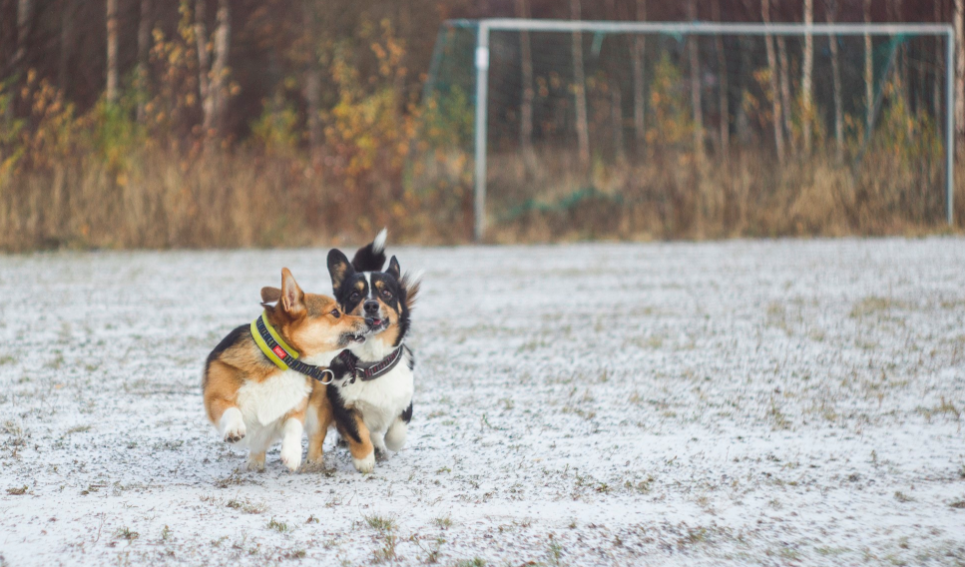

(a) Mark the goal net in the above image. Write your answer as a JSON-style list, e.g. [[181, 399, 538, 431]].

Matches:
[[418, 20, 954, 241]]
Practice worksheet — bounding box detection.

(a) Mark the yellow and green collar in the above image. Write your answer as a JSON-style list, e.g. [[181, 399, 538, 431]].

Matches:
[[250, 312, 334, 384]]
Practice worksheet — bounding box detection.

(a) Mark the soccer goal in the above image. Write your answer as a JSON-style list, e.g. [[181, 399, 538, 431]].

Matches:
[[421, 19, 955, 241]]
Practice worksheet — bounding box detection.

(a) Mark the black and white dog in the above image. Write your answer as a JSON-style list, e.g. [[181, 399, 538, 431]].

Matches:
[[319, 230, 419, 473]]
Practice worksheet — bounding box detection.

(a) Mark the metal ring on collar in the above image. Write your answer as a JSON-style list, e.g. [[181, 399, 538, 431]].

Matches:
[[318, 369, 335, 385]]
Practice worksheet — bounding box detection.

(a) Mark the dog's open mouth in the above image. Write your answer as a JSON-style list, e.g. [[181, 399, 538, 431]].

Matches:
[[366, 317, 389, 333], [342, 332, 367, 344]]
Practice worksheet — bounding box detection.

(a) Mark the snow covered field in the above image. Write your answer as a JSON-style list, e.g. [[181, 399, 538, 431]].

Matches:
[[1, 238, 964, 566]]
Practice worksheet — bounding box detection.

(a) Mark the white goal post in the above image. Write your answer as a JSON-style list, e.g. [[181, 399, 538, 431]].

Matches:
[[466, 19, 956, 241]]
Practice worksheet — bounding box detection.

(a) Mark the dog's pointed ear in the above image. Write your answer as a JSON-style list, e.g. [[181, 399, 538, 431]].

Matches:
[[327, 249, 355, 293], [261, 286, 281, 304], [280, 268, 305, 317], [386, 255, 401, 280]]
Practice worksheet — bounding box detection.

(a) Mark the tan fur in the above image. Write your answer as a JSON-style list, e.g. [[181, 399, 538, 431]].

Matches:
[[202, 268, 367, 470], [342, 413, 374, 460], [306, 382, 333, 463]]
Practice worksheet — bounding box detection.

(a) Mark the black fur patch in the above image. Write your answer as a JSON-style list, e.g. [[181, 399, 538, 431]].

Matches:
[[351, 239, 387, 273], [401, 402, 413, 424], [326, 384, 362, 444], [202, 325, 248, 387]]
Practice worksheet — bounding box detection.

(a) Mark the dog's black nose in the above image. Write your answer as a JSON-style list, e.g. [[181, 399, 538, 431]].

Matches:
[[363, 300, 380, 315]]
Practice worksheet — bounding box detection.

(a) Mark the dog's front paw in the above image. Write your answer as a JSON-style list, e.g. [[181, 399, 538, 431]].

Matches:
[[220, 408, 246, 443], [352, 452, 375, 474], [280, 444, 302, 472]]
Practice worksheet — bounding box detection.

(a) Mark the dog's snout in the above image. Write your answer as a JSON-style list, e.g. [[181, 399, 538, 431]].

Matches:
[[363, 300, 380, 315]]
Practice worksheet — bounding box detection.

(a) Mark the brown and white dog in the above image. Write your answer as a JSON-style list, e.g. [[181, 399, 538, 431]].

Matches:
[[307, 230, 420, 473], [202, 268, 369, 472]]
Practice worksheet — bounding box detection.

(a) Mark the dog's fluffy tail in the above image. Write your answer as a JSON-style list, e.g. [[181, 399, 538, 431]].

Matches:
[[351, 228, 388, 272], [401, 270, 422, 312]]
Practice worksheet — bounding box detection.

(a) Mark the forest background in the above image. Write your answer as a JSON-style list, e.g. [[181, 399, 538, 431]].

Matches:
[[1, 0, 962, 249]]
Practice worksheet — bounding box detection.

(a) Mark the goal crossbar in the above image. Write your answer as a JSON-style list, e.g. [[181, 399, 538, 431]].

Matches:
[[458, 19, 956, 241]]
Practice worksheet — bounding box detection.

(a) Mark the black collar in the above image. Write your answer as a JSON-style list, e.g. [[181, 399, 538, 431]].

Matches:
[[334, 345, 406, 384]]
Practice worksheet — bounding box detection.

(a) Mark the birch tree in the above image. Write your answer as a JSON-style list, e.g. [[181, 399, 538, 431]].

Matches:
[[777, 37, 794, 153], [303, 0, 321, 154], [517, 0, 537, 173], [196, 0, 231, 136], [687, 0, 704, 161], [802, 0, 813, 155], [106, 0, 118, 103], [208, 0, 230, 135], [59, 0, 74, 93], [570, 0, 590, 170], [762, 0, 785, 163], [864, 0, 873, 131], [826, 0, 843, 162], [955, 0, 964, 143], [712, 0, 729, 159], [14, 0, 31, 72], [631, 0, 647, 153], [935, 0, 944, 117], [137, 0, 152, 121], [604, 0, 624, 161], [195, 0, 210, 127]]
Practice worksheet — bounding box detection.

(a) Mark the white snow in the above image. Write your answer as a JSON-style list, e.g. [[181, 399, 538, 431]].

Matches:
[[1, 238, 964, 566]]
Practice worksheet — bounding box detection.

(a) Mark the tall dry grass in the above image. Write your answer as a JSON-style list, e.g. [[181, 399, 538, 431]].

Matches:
[[485, 147, 961, 243], [1, 145, 961, 251], [0, 149, 475, 251]]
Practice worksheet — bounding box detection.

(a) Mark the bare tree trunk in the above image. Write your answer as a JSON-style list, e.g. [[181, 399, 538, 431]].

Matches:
[[762, 0, 785, 163], [956, 0, 964, 144], [687, 0, 703, 162], [59, 0, 74, 93], [8, 0, 31, 126], [777, 37, 794, 153], [570, 0, 590, 170], [304, 0, 322, 155], [137, 0, 152, 122], [864, 0, 874, 131], [14, 0, 30, 71], [712, 0, 729, 160], [106, 0, 118, 103], [826, 0, 843, 162], [604, 0, 625, 162], [195, 0, 210, 131], [889, 0, 908, 104], [935, 0, 944, 117], [631, 0, 647, 154], [517, 0, 537, 174], [802, 0, 813, 155], [208, 0, 230, 135]]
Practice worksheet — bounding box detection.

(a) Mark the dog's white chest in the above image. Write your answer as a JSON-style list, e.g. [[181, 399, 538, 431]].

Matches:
[[236, 371, 311, 427], [338, 364, 413, 434]]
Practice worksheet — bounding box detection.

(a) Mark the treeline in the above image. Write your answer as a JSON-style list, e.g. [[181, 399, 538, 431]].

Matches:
[[0, 0, 961, 250]]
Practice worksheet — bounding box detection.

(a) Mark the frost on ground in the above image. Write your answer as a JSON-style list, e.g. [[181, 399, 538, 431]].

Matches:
[[1, 238, 964, 567]]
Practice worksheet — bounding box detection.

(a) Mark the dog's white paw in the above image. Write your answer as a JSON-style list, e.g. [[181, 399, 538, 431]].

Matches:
[[220, 408, 246, 443], [280, 444, 302, 472], [353, 452, 375, 474], [279, 417, 304, 472]]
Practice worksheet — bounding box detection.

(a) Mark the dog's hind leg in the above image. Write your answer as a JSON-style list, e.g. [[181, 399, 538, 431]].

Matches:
[[339, 414, 375, 473], [384, 417, 407, 453]]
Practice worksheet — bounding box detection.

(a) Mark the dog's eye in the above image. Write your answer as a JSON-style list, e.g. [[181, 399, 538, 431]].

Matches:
[[330, 309, 341, 318], [350, 292, 360, 302], [382, 289, 393, 299]]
